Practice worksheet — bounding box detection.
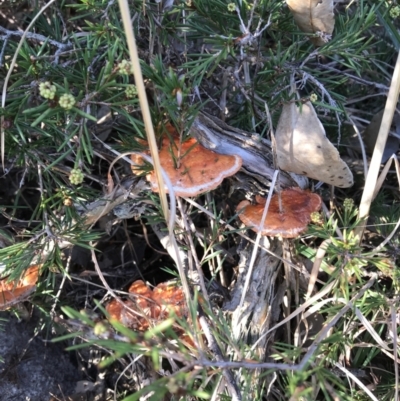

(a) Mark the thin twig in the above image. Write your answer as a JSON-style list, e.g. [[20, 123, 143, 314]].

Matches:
[[0, 34, 10, 67], [391, 302, 399, 401], [298, 274, 377, 370], [0, 26, 72, 50], [199, 315, 242, 401], [90, 246, 149, 321], [331, 362, 379, 401], [50, 252, 72, 316], [177, 197, 211, 306], [298, 71, 341, 143], [318, 63, 390, 91], [347, 114, 368, 179]]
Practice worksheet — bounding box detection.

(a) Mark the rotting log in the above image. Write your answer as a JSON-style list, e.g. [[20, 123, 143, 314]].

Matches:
[[191, 112, 308, 189]]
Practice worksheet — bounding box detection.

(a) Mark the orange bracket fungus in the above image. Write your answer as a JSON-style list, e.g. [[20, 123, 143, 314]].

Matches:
[[131, 126, 242, 197], [106, 280, 188, 333], [236, 188, 322, 238], [0, 265, 40, 310]]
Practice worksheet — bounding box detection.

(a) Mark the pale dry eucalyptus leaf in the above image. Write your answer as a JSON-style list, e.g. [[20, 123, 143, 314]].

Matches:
[[286, 0, 335, 46], [276, 101, 353, 188]]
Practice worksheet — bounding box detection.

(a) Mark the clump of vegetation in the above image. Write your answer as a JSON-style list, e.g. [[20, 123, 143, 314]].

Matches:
[[1, 0, 400, 400]]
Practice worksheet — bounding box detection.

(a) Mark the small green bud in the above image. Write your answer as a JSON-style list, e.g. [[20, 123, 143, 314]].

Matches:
[[227, 2, 236, 12], [94, 321, 111, 338], [125, 84, 138, 98], [69, 168, 84, 185], [343, 198, 354, 212], [39, 81, 56, 100], [310, 93, 318, 103], [310, 211, 323, 224], [390, 6, 400, 19], [59, 94, 76, 110], [118, 59, 134, 75]]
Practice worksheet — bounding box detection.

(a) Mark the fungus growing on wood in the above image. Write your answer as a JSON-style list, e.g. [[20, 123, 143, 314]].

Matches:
[[236, 188, 322, 238], [0, 265, 40, 310], [106, 280, 188, 333], [131, 125, 242, 196]]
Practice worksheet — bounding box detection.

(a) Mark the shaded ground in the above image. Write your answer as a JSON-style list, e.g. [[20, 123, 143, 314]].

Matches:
[[0, 311, 81, 401]]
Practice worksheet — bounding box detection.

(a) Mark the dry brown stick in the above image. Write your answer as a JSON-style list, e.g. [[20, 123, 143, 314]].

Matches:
[[176, 197, 210, 306]]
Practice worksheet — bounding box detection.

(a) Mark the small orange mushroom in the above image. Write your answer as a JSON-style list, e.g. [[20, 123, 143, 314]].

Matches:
[[236, 188, 322, 238], [0, 265, 40, 310], [131, 125, 242, 197]]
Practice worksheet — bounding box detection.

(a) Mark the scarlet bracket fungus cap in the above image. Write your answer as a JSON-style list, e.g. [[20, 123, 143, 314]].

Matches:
[[0, 265, 40, 310], [131, 125, 242, 197], [236, 188, 322, 238]]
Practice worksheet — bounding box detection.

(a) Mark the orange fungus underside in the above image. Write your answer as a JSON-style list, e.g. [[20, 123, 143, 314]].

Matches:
[[106, 280, 187, 332], [236, 188, 322, 238], [0, 265, 40, 310], [131, 125, 242, 197]]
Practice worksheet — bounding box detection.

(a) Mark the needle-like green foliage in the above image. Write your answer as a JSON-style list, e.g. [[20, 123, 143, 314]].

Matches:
[[1, 0, 400, 400]]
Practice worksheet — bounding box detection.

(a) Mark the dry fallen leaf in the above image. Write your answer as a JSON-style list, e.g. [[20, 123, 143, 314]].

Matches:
[[286, 0, 334, 46], [275, 101, 353, 188], [0, 265, 40, 310]]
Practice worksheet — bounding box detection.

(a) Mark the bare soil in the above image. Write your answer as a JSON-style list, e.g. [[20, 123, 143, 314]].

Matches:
[[0, 311, 81, 401]]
